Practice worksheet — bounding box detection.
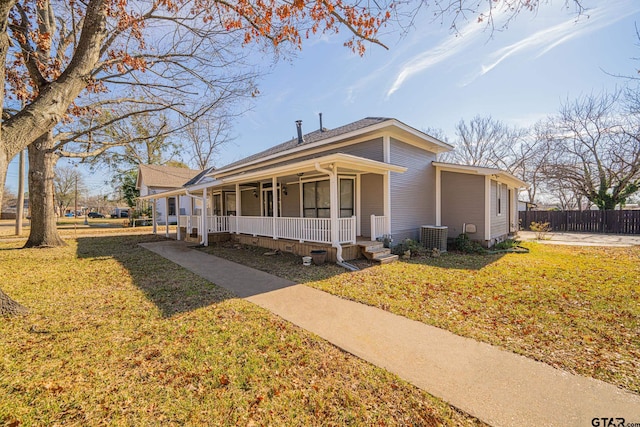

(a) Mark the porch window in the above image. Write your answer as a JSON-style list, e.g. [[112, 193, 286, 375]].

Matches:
[[339, 178, 354, 218], [212, 194, 222, 215], [168, 197, 176, 216], [302, 178, 354, 218], [303, 180, 330, 218], [225, 193, 236, 216]]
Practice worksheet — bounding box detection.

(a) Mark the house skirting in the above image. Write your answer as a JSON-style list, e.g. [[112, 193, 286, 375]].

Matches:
[[233, 235, 361, 262]]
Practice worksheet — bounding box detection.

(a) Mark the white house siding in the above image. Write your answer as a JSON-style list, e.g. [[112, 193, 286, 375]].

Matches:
[[144, 188, 192, 224], [281, 183, 300, 217], [440, 172, 485, 239], [490, 180, 509, 240], [360, 174, 384, 237], [389, 138, 437, 241]]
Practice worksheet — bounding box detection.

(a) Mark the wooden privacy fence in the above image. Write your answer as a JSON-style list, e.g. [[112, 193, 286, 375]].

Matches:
[[519, 210, 640, 234]]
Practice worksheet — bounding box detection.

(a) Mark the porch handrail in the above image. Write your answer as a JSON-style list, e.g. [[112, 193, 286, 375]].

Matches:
[[207, 215, 230, 233], [275, 217, 331, 244], [338, 216, 356, 244], [188, 215, 356, 246], [236, 215, 273, 237], [371, 214, 388, 241]]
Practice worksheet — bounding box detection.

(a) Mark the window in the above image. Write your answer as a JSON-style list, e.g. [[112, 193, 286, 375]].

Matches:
[[225, 193, 236, 216], [339, 178, 354, 218], [212, 194, 222, 216], [302, 178, 354, 218], [168, 197, 176, 216], [497, 183, 503, 216], [303, 180, 330, 218]]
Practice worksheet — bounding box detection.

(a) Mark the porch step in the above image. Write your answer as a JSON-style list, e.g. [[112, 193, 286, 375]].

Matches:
[[358, 241, 398, 264], [358, 241, 385, 253], [374, 254, 399, 264], [363, 247, 391, 260]]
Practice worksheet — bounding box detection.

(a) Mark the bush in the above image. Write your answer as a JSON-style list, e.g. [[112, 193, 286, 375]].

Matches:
[[450, 233, 485, 254], [530, 221, 552, 240], [493, 239, 520, 250], [391, 238, 428, 258]]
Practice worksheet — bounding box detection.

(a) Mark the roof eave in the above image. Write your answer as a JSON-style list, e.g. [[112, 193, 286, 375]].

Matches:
[[208, 119, 448, 179]]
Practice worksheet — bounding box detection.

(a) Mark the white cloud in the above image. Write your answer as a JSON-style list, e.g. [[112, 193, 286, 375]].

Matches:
[[468, 1, 640, 83]]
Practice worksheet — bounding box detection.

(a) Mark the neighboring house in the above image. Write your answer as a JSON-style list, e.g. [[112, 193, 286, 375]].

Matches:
[[136, 164, 203, 224], [518, 200, 537, 212], [141, 117, 527, 262]]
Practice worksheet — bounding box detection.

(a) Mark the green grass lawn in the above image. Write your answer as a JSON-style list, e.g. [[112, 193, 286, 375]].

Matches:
[[0, 235, 481, 426], [199, 240, 640, 394]]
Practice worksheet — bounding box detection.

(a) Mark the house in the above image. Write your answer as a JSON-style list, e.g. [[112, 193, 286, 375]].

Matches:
[[140, 117, 527, 263], [136, 164, 203, 224]]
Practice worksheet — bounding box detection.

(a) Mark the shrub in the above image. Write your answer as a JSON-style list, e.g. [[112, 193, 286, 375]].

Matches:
[[530, 221, 552, 240], [450, 233, 485, 254], [493, 239, 520, 250], [391, 238, 428, 258]]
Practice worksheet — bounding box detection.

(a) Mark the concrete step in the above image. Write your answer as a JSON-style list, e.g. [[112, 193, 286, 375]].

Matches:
[[373, 254, 399, 264]]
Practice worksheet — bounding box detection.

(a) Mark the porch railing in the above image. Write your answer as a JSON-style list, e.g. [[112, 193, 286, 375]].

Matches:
[[207, 215, 230, 233], [371, 214, 388, 241], [183, 215, 356, 245], [338, 216, 357, 244], [276, 217, 331, 243]]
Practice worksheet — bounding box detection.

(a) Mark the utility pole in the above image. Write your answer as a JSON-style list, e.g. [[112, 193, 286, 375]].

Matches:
[[15, 150, 25, 235], [74, 173, 78, 222]]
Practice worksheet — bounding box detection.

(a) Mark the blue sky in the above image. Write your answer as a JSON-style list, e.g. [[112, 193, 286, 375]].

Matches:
[[5, 0, 640, 195]]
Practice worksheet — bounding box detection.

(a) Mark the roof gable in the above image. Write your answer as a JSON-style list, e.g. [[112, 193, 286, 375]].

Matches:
[[137, 164, 202, 189], [211, 117, 452, 178]]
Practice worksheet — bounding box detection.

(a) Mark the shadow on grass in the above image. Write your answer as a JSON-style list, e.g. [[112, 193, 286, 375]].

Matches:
[[76, 234, 233, 317]]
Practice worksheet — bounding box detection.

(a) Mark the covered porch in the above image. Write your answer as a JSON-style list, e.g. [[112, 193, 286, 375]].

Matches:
[[143, 153, 406, 262]]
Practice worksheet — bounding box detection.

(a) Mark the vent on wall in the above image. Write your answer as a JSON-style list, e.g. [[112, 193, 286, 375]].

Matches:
[[420, 225, 448, 252]]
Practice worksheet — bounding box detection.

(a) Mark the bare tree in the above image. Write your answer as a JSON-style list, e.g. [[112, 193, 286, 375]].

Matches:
[[543, 91, 640, 210], [53, 165, 85, 216], [183, 117, 233, 169], [446, 115, 526, 168]]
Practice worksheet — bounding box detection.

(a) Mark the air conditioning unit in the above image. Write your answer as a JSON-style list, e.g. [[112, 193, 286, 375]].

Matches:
[[420, 225, 448, 252]]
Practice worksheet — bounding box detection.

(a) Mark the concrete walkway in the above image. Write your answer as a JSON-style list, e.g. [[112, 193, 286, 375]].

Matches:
[[518, 231, 640, 247], [141, 240, 640, 427]]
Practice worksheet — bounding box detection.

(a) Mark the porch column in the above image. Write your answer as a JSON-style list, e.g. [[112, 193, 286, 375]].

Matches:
[[202, 187, 208, 246], [484, 176, 491, 242], [152, 198, 157, 235], [329, 170, 339, 244], [435, 167, 442, 226], [383, 171, 391, 236], [176, 198, 181, 241], [165, 197, 170, 238], [272, 176, 279, 239], [235, 183, 241, 234]]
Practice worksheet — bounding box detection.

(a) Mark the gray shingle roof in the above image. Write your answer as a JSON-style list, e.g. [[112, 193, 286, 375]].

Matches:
[[218, 117, 392, 172]]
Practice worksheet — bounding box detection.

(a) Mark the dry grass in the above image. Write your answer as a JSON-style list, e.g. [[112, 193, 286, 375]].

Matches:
[[200, 240, 640, 394], [0, 235, 482, 426]]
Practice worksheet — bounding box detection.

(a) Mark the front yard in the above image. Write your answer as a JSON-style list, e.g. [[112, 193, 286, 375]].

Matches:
[[0, 235, 480, 426], [201, 241, 640, 394]]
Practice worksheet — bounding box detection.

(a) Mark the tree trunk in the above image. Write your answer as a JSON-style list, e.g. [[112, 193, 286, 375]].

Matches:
[[24, 132, 65, 248], [0, 288, 28, 317], [0, 150, 7, 211]]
